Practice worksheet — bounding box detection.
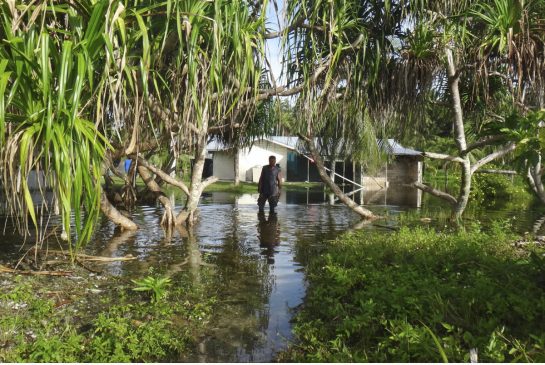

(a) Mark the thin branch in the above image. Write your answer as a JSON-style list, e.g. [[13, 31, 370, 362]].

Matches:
[[264, 18, 325, 39], [422, 151, 465, 163], [462, 135, 505, 155], [413, 181, 457, 205], [147, 95, 200, 134], [470, 143, 516, 175], [208, 123, 241, 134], [256, 34, 365, 100]]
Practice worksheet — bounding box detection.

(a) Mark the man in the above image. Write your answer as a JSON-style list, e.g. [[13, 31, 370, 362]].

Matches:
[[257, 155, 282, 213]]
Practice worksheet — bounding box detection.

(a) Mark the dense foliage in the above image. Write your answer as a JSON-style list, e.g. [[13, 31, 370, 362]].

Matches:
[[281, 224, 545, 362], [0, 271, 215, 362]]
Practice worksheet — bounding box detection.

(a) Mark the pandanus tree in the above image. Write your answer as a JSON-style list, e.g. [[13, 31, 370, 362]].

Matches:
[[4, 0, 544, 251], [275, 0, 404, 219], [0, 1, 123, 249], [378, 0, 545, 218], [0, 0, 270, 245]]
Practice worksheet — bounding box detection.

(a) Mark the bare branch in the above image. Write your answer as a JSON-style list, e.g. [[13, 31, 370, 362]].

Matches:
[[256, 34, 365, 100], [470, 143, 516, 175], [147, 95, 200, 134], [413, 181, 457, 205], [208, 123, 241, 134], [100, 192, 138, 230], [136, 157, 190, 196], [264, 18, 325, 39], [201, 176, 219, 190], [422, 151, 465, 163], [462, 135, 505, 155]]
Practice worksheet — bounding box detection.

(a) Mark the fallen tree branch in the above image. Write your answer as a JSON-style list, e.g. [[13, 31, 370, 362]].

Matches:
[[41, 250, 137, 262], [413, 181, 457, 205], [0, 264, 73, 276]]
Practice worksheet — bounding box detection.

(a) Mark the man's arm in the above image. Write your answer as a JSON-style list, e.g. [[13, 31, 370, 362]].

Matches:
[[277, 170, 283, 192], [258, 167, 264, 193]]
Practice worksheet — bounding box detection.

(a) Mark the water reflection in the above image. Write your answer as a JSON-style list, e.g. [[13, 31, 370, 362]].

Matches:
[[1, 187, 545, 362], [257, 212, 280, 264]]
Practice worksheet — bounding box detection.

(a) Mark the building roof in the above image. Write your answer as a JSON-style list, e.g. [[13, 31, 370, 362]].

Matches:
[[380, 139, 421, 156], [207, 136, 421, 156]]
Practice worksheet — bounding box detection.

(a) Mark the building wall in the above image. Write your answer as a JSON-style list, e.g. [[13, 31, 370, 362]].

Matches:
[[359, 156, 423, 207], [212, 152, 235, 180], [386, 156, 423, 186], [239, 141, 288, 182], [211, 140, 289, 182]]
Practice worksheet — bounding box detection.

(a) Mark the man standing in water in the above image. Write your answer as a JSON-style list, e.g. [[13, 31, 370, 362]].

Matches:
[[258, 155, 282, 213]]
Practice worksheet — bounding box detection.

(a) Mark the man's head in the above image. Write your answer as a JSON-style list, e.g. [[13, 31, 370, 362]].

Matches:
[[268, 155, 276, 167]]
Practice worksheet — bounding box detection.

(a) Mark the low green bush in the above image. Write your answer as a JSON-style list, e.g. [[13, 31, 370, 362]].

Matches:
[[281, 225, 545, 362], [470, 174, 531, 206], [0, 272, 215, 362]]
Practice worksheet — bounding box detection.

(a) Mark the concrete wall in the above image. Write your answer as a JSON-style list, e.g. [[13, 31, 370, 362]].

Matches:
[[211, 140, 289, 182], [358, 156, 423, 207], [212, 152, 235, 180], [386, 156, 423, 186], [240, 140, 288, 182]]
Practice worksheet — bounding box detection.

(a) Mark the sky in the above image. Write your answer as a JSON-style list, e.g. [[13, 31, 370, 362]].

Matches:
[[265, 0, 284, 84]]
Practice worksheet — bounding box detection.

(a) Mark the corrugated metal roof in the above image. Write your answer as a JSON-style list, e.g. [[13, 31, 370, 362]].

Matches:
[[207, 136, 421, 156], [382, 139, 422, 156]]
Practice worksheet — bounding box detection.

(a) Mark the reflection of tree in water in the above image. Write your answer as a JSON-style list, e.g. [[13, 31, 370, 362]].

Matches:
[[189, 207, 275, 362]]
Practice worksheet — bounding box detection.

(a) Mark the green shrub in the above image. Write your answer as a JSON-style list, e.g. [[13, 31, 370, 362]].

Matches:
[[281, 227, 545, 362]]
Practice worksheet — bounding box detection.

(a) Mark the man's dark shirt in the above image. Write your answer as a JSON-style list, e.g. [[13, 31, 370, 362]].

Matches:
[[259, 165, 280, 196]]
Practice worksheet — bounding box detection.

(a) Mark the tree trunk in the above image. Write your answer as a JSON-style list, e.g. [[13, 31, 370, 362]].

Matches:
[[454, 160, 472, 219], [234, 147, 240, 186], [306, 138, 376, 219], [446, 48, 471, 219], [330, 159, 336, 183], [137, 165, 176, 227], [527, 157, 545, 204], [100, 192, 138, 230], [175, 137, 219, 225]]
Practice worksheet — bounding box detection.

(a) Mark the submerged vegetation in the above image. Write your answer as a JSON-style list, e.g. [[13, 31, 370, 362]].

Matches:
[[281, 223, 545, 362]]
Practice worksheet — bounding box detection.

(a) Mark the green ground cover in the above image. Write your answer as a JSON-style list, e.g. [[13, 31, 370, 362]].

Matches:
[[281, 223, 545, 362], [106, 175, 323, 195], [0, 268, 216, 362]]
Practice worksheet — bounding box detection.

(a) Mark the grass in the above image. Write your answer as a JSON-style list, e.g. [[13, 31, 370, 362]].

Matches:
[[280, 222, 545, 362], [203, 180, 323, 194], [106, 174, 323, 195]]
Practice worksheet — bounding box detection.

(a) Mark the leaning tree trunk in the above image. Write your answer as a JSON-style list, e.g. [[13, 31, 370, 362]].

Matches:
[[175, 137, 218, 226], [446, 48, 471, 220], [527, 156, 545, 204], [100, 191, 138, 230], [306, 137, 376, 220], [137, 165, 176, 228], [329, 159, 336, 183]]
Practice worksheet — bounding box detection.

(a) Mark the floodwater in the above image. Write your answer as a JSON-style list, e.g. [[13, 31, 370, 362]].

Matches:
[[1, 186, 545, 361], [89, 194, 369, 362]]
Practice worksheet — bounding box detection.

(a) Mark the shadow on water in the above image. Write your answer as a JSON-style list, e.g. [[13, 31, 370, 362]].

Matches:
[[1, 186, 545, 361]]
